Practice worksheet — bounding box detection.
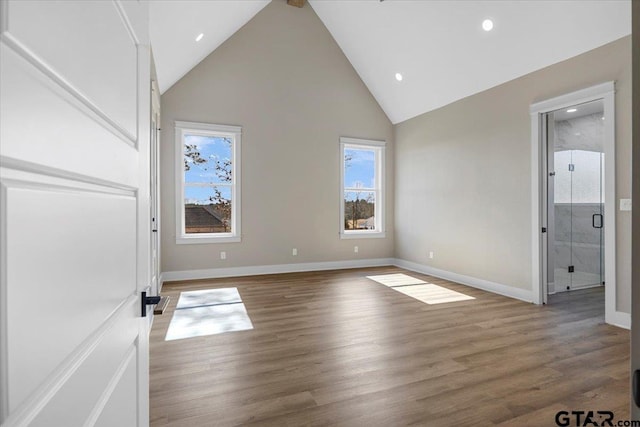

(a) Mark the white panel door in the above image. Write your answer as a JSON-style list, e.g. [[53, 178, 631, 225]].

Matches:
[[0, 1, 150, 426]]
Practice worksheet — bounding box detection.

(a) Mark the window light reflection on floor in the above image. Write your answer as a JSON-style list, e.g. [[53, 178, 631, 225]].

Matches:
[[367, 273, 475, 305], [165, 287, 253, 341]]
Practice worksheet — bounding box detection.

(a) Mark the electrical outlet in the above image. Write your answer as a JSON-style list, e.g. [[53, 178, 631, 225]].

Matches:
[[292, 248, 298, 256], [220, 251, 226, 260], [354, 246, 359, 253], [429, 251, 434, 259]]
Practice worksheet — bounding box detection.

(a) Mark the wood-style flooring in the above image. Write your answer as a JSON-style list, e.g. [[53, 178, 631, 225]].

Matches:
[[150, 266, 630, 426]]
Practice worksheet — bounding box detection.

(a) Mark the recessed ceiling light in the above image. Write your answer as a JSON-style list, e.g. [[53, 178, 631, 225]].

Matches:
[[482, 19, 494, 31], [566, 108, 577, 113], [195, 33, 204, 42], [395, 73, 403, 81]]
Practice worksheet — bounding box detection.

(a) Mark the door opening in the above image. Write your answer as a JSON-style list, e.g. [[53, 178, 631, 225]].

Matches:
[[530, 82, 622, 327], [543, 100, 605, 303]]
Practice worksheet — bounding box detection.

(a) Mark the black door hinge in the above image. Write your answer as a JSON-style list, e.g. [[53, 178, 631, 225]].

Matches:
[[568, 266, 575, 273], [542, 227, 547, 233]]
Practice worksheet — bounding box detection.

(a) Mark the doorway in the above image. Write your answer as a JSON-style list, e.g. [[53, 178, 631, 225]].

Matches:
[[530, 82, 622, 327], [544, 99, 605, 298], [151, 80, 161, 296]]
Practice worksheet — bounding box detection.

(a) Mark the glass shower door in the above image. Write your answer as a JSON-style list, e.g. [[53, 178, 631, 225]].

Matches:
[[570, 150, 604, 289], [552, 150, 604, 291]]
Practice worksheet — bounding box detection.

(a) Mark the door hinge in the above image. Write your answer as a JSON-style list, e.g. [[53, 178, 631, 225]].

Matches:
[[568, 164, 575, 171], [568, 265, 575, 273], [549, 171, 556, 176], [541, 227, 547, 233]]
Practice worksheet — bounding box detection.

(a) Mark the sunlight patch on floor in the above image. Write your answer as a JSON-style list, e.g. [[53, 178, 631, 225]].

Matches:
[[367, 273, 475, 305], [393, 283, 475, 304], [165, 287, 253, 341], [176, 287, 242, 309], [366, 273, 427, 287]]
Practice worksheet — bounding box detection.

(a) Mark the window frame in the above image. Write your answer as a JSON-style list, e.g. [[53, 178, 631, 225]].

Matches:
[[175, 121, 241, 244], [339, 137, 386, 239]]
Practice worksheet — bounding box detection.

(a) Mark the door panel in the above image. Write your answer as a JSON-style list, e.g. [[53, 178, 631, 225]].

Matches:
[[0, 44, 138, 187], [5, 184, 137, 412], [6, 0, 138, 137], [570, 150, 604, 289], [0, 0, 149, 425], [25, 302, 139, 427]]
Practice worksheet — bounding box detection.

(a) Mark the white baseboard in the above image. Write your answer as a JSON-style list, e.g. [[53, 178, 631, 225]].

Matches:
[[392, 258, 535, 303], [160, 258, 396, 288], [606, 310, 631, 330]]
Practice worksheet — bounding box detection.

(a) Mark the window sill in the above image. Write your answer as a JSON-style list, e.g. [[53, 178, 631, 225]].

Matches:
[[340, 231, 386, 240], [176, 234, 241, 245]]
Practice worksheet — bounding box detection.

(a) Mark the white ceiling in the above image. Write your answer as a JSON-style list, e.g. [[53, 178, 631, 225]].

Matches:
[[150, 0, 631, 124], [150, 0, 270, 94]]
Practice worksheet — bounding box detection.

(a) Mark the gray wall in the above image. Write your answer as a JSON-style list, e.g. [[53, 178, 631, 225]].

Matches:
[[160, 0, 393, 273], [394, 36, 632, 312]]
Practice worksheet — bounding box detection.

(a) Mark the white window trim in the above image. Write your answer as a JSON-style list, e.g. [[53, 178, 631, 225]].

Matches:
[[339, 137, 386, 239], [175, 120, 241, 244]]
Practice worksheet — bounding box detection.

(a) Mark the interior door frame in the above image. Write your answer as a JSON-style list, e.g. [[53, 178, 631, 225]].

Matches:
[[150, 79, 161, 298], [530, 81, 623, 327]]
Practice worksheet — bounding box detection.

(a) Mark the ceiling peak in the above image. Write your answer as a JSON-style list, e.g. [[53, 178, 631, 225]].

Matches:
[[287, 0, 304, 8]]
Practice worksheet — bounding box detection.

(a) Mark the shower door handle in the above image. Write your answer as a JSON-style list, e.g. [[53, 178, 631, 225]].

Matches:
[[592, 214, 603, 229]]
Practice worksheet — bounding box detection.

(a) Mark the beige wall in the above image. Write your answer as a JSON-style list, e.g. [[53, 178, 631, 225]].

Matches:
[[394, 37, 632, 312], [160, 0, 393, 273]]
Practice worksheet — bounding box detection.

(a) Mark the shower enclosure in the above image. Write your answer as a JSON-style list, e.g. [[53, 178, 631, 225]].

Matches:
[[546, 101, 605, 294]]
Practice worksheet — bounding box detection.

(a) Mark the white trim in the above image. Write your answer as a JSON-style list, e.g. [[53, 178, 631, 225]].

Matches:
[[161, 258, 396, 283], [529, 82, 614, 115], [340, 231, 387, 239], [608, 310, 631, 330], [339, 137, 386, 238], [393, 258, 535, 303], [0, 179, 8, 422], [340, 137, 386, 147], [175, 121, 241, 134], [175, 121, 241, 244], [530, 82, 618, 325]]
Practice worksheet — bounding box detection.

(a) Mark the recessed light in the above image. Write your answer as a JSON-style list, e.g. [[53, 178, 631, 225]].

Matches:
[[482, 19, 494, 31], [566, 108, 577, 113], [195, 33, 204, 42], [395, 73, 403, 81]]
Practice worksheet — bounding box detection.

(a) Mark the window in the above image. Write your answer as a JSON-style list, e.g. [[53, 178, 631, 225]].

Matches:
[[175, 121, 241, 244], [340, 137, 385, 238]]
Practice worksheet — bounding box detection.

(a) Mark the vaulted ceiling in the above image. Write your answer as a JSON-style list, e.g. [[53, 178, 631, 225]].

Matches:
[[150, 0, 631, 124]]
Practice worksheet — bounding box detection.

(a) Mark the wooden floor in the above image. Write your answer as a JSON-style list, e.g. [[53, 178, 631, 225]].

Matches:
[[150, 267, 630, 426]]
